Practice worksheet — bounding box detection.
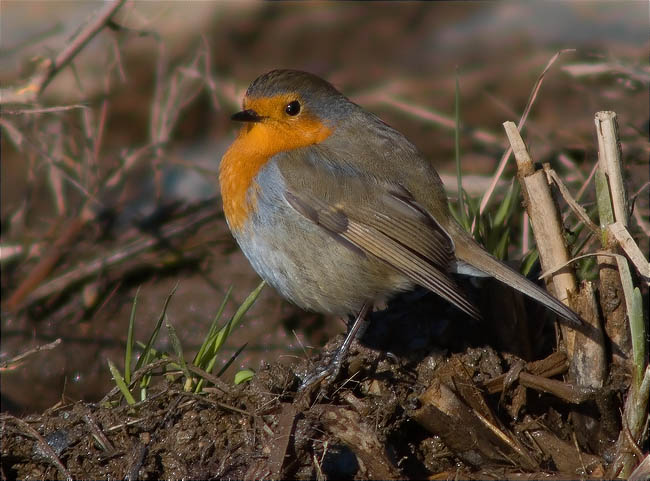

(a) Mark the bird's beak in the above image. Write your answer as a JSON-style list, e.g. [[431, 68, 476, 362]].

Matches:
[[231, 109, 263, 122]]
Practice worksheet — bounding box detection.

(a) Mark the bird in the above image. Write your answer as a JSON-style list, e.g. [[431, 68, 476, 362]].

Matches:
[[219, 69, 582, 387]]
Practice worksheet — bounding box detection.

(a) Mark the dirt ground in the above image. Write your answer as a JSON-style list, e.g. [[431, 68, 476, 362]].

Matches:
[[0, 296, 635, 479], [1, 2, 649, 479]]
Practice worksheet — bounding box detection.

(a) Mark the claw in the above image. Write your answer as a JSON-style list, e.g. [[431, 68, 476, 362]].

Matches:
[[298, 302, 371, 392]]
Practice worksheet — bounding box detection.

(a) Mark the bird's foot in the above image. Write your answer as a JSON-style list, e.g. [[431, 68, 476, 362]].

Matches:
[[298, 302, 371, 395], [298, 352, 345, 393]]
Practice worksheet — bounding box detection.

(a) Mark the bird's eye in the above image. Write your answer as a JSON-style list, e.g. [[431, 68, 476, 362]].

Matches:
[[285, 100, 301, 116]]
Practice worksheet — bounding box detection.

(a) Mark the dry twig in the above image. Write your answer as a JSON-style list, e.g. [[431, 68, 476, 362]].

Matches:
[[503, 121, 581, 355], [0, 339, 63, 371], [0, 0, 127, 104]]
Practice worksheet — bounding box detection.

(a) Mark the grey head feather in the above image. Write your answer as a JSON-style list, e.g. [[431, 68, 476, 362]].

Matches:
[[245, 69, 358, 125]]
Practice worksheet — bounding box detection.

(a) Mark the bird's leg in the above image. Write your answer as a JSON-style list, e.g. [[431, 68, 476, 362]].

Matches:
[[299, 302, 372, 392], [334, 301, 372, 370]]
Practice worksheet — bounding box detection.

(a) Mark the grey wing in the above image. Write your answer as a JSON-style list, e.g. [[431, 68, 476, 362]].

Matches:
[[282, 169, 481, 320]]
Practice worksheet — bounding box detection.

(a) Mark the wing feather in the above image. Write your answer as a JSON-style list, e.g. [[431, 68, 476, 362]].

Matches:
[[284, 183, 481, 320]]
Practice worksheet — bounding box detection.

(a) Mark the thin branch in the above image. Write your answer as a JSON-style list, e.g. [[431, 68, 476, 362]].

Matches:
[[38, 0, 128, 96], [0, 339, 63, 371], [544, 165, 600, 236], [14, 205, 219, 309]]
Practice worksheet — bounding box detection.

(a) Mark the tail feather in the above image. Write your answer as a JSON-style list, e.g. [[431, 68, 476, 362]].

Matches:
[[452, 228, 583, 326]]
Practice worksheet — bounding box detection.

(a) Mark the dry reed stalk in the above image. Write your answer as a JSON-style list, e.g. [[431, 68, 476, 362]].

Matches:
[[595, 112, 631, 365], [503, 121, 578, 356], [594, 111, 649, 479]]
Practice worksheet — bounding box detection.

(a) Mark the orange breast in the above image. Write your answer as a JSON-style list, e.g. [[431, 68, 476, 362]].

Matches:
[[219, 109, 332, 231]]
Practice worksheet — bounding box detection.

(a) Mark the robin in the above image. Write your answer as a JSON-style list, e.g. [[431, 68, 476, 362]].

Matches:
[[220, 69, 581, 386]]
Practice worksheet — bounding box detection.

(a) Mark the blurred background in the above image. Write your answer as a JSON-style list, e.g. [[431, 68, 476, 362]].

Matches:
[[1, 1, 648, 414]]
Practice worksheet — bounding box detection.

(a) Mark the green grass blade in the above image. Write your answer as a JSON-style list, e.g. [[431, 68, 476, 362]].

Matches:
[[195, 341, 250, 393], [215, 342, 248, 378], [136, 284, 177, 400], [194, 352, 221, 393], [494, 180, 518, 227], [211, 281, 265, 357], [234, 369, 254, 385], [136, 284, 177, 372], [521, 249, 539, 277], [630, 287, 646, 387], [166, 318, 192, 390], [448, 202, 460, 223], [197, 316, 235, 373], [107, 359, 136, 405], [494, 228, 511, 261], [193, 285, 233, 366], [193, 282, 265, 393], [124, 287, 140, 385]]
